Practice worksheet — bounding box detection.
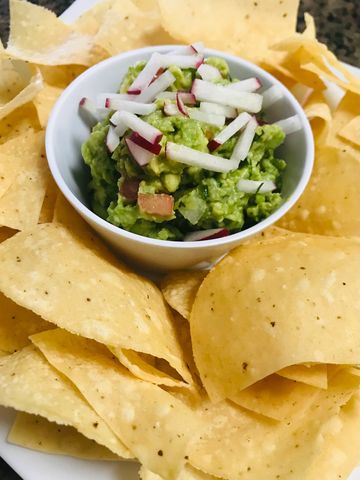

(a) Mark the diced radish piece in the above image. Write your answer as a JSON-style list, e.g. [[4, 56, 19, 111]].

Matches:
[[291, 83, 313, 106], [169, 42, 204, 55], [163, 102, 180, 116], [106, 125, 120, 153], [166, 142, 238, 173], [127, 52, 162, 94], [237, 179, 276, 193], [176, 92, 188, 116], [208, 112, 251, 152], [114, 111, 162, 144], [188, 108, 225, 127], [109, 101, 156, 117], [137, 70, 176, 103], [227, 77, 262, 93], [191, 79, 263, 113], [125, 138, 153, 166], [149, 67, 165, 85], [200, 102, 237, 118], [274, 114, 302, 135], [97, 93, 137, 107], [197, 63, 222, 81], [138, 193, 174, 217], [129, 132, 162, 155], [114, 120, 127, 137], [230, 116, 258, 163], [184, 228, 229, 241], [158, 54, 204, 69], [79, 97, 109, 123], [262, 85, 284, 109], [120, 178, 140, 202]]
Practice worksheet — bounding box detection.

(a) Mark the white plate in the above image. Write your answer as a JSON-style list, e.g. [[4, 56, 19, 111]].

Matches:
[[1, 2, 360, 478]]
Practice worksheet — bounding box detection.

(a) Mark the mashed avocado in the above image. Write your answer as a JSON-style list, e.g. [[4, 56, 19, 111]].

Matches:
[[82, 55, 287, 241]]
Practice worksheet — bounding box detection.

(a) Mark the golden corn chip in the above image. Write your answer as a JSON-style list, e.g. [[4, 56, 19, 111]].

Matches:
[[0, 103, 40, 145], [278, 364, 327, 389], [33, 82, 63, 127]]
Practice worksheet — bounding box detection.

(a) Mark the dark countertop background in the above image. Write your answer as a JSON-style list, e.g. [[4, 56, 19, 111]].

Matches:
[[0, 1, 359, 479]]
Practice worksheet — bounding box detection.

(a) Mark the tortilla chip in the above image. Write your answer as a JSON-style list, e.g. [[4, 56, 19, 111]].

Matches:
[[0, 130, 50, 230], [0, 223, 192, 384], [278, 364, 327, 389], [6, 0, 96, 66], [158, 0, 299, 62], [74, 0, 115, 36], [38, 177, 58, 224], [8, 412, 119, 460], [0, 291, 53, 353], [327, 91, 360, 155], [279, 146, 360, 237], [39, 65, 86, 89], [33, 82, 63, 127], [191, 234, 360, 399], [303, 92, 332, 141], [338, 116, 360, 148], [0, 103, 40, 145], [139, 465, 218, 480], [161, 271, 207, 321], [31, 328, 205, 478], [0, 345, 132, 458], [0, 59, 43, 120]]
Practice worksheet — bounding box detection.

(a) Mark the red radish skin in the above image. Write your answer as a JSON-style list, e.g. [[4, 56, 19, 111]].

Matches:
[[130, 132, 162, 155], [208, 139, 221, 152], [176, 93, 189, 116], [184, 228, 230, 241], [150, 68, 165, 85], [125, 138, 153, 166], [138, 193, 174, 217], [79, 97, 86, 106], [127, 88, 141, 95], [120, 178, 140, 202]]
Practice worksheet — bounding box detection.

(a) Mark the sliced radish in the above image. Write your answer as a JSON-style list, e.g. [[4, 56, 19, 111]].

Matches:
[[156, 91, 177, 101], [237, 179, 276, 193], [163, 102, 180, 116], [127, 53, 162, 94], [109, 101, 156, 117], [79, 97, 109, 123], [129, 132, 162, 155], [138, 193, 174, 217], [137, 70, 176, 103], [158, 54, 204, 69], [156, 92, 196, 104], [114, 111, 162, 143], [197, 63, 222, 81], [291, 83, 313, 106], [184, 228, 229, 241], [227, 77, 262, 93], [208, 112, 251, 152], [188, 108, 225, 127], [176, 92, 189, 116], [262, 85, 284, 109], [125, 138, 153, 166], [169, 42, 204, 55], [106, 125, 120, 153], [97, 93, 137, 107], [230, 116, 258, 163], [166, 142, 238, 173], [274, 114, 302, 135], [200, 102, 237, 118], [191, 79, 263, 113]]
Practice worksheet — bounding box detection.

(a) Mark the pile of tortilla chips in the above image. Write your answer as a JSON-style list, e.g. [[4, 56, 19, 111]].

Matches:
[[0, 0, 359, 478]]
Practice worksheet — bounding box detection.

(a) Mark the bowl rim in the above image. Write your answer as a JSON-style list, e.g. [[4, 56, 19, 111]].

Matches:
[[46, 44, 314, 250]]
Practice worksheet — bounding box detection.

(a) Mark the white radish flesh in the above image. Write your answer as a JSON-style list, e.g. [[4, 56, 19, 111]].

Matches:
[[200, 102, 237, 118], [97, 93, 137, 107], [192, 79, 263, 112], [230, 116, 258, 163], [262, 85, 284, 109], [197, 63, 222, 81], [176, 92, 189, 116], [237, 179, 276, 193], [127, 53, 162, 93], [158, 54, 204, 69], [114, 111, 163, 143], [109, 101, 156, 117], [126, 138, 153, 166], [164, 102, 180, 116], [106, 125, 120, 153], [208, 112, 251, 151], [137, 70, 176, 103], [188, 108, 225, 127], [79, 97, 109, 123], [274, 114, 302, 135], [166, 142, 238, 173], [227, 77, 261, 92], [169, 42, 204, 55]]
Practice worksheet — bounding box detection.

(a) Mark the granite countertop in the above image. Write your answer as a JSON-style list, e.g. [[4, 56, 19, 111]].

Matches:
[[0, 1, 359, 479]]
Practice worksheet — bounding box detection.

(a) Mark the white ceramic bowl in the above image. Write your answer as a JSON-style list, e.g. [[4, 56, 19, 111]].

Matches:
[[46, 45, 314, 272]]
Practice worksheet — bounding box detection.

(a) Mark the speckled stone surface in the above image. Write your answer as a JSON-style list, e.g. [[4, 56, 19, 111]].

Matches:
[[0, 1, 359, 479]]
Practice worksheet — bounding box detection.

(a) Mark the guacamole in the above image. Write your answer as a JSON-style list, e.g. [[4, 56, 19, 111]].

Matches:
[[81, 55, 287, 241]]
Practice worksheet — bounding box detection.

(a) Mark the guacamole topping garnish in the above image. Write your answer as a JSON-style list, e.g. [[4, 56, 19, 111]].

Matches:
[[80, 43, 301, 241]]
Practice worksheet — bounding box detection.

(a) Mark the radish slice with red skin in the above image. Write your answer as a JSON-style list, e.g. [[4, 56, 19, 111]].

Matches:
[[188, 108, 225, 127], [157, 53, 204, 69], [197, 63, 222, 81], [109, 101, 156, 117], [97, 93, 137, 107], [79, 97, 109, 123], [129, 132, 162, 155], [191, 79, 263, 112], [164, 102, 180, 116], [166, 142, 238, 173], [262, 85, 284, 109], [127, 52, 162, 94], [227, 77, 262, 93], [230, 116, 258, 163], [169, 42, 204, 55], [156, 92, 196, 104], [208, 112, 251, 152], [176, 92, 189, 116], [274, 114, 302, 135], [114, 111, 163, 143], [106, 125, 120, 153], [137, 70, 176, 103], [200, 102, 237, 118], [237, 179, 276, 193], [184, 228, 229, 241], [138, 193, 174, 217], [156, 91, 177, 101], [125, 138, 153, 166]]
